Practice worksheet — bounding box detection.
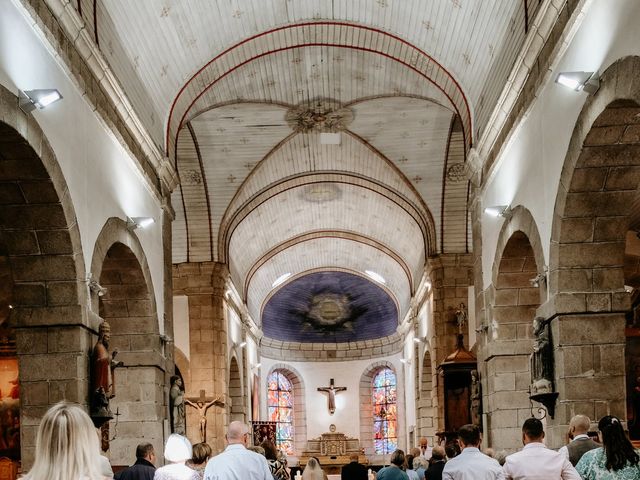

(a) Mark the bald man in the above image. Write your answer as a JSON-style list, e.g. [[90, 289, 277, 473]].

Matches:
[[558, 415, 599, 466], [203, 421, 272, 480]]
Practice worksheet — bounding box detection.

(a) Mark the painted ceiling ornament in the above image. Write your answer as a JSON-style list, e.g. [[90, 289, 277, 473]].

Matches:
[[293, 292, 366, 335], [446, 163, 466, 182], [285, 100, 354, 133], [183, 170, 202, 185]]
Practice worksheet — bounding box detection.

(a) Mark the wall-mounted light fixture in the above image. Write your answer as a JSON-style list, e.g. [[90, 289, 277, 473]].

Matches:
[[475, 324, 489, 334], [126, 216, 155, 230], [484, 205, 511, 218], [252, 362, 262, 371], [400, 358, 411, 365], [19, 89, 63, 113], [88, 278, 107, 297], [238, 341, 247, 348], [555, 71, 599, 95], [413, 337, 426, 344], [529, 273, 547, 288]]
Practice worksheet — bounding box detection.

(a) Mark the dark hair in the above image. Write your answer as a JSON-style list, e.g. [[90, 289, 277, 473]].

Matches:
[[191, 442, 212, 465], [405, 454, 414, 470], [261, 440, 278, 461], [522, 418, 544, 440], [458, 424, 481, 447], [136, 443, 154, 459], [445, 443, 459, 459], [599, 416, 639, 471], [390, 449, 405, 467]]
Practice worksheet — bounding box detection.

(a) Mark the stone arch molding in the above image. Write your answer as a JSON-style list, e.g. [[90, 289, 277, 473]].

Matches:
[[89, 217, 159, 331], [0, 84, 87, 323], [491, 205, 546, 290], [550, 55, 640, 302]]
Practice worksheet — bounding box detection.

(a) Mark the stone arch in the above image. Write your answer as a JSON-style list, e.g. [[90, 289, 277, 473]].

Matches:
[[484, 209, 544, 451], [359, 361, 400, 459], [173, 347, 191, 389], [546, 56, 640, 445], [416, 350, 435, 443], [0, 85, 87, 469], [266, 364, 306, 455], [89, 218, 164, 464], [228, 355, 245, 422]]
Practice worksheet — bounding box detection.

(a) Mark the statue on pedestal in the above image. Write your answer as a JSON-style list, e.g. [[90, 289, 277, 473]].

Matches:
[[470, 369, 481, 428], [90, 320, 123, 426], [169, 376, 186, 435], [530, 317, 553, 395]]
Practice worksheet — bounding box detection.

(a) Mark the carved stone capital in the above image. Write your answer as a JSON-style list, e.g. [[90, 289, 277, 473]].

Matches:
[[465, 148, 483, 187]]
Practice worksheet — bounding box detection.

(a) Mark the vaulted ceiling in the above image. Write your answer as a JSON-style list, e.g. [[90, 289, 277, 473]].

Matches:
[[79, 0, 545, 341]]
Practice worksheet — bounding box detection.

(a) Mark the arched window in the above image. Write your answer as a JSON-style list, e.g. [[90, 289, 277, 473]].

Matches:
[[267, 370, 294, 454], [372, 367, 397, 454]]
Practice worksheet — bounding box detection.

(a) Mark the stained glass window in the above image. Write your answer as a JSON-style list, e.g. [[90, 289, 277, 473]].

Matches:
[[267, 370, 294, 454], [372, 367, 397, 454]]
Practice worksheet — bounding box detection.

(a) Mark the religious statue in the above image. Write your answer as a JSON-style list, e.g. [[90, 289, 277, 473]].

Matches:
[[455, 303, 467, 333], [317, 379, 346, 415], [185, 390, 225, 443], [469, 369, 481, 428], [169, 376, 186, 435], [530, 316, 553, 395], [90, 320, 123, 424]]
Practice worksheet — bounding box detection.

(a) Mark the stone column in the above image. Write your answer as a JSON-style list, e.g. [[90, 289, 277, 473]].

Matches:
[[173, 262, 229, 452], [426, 253, 474, 433]]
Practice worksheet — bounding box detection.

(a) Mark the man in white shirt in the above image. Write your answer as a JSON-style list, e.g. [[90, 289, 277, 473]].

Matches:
[[203, 421, 272, 480], [557, 414, 599, 466], [503, 418, 581, 480], [418, 437, 433, 461], [442, 424, 504, 480]]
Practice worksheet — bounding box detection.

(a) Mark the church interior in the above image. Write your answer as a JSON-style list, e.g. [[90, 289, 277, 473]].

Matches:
[[1, 0, 640, 476]]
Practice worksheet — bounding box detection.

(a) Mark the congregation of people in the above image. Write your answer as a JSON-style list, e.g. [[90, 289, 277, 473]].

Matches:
[[20, 401, 640, 480]]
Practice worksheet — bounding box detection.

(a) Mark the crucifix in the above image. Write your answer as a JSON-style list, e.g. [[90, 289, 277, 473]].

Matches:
[[317, 379, 346, 415], [185, 389, 225, 442]]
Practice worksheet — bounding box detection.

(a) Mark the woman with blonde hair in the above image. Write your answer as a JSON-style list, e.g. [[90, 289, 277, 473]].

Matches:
[[22, 402, 106, 480]]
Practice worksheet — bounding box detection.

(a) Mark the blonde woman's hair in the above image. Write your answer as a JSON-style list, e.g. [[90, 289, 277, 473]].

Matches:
[[23, 402, 103, 480]]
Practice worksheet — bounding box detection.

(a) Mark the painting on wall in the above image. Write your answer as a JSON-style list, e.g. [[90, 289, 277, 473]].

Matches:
[[251, 421, 277, 446], [0, 357, 19, 460]]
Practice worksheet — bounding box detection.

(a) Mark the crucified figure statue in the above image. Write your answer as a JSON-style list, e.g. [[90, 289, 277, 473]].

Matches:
[[317, 378, 346, 415], [185, 389, 225, 442]]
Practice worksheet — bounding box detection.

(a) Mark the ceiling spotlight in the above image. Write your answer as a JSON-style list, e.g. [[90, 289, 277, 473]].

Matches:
[[126, 216, 155, 230], [365, 270, 386, 284], [19, 89, 63, 113], [484, 205, 511, 218], [413, 337, 424, 344], [238, 341, 247, 348], [272, 273, 292, 288], [555, 71, 599, 95]]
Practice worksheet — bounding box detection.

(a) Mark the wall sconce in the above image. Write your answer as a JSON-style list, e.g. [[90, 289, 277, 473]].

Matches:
[[475, 324, 489, 334], [19, 89, 63, 113], [88, 279, 107, 297], [484, 205, 511, 218], [413, 337, 426, 344], [160, 334, 172, 343], [555, 71, 599, 95], [252, 362, 262, 371], [400, 358, 411, 365], [529, 273, 547, 288], [126, 216, 155, 230]]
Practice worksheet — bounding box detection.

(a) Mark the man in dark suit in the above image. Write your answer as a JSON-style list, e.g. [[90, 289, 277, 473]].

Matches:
[[114, 443, 156, 480], [425, 446, 446, 480], [341, 453, 368, 480]]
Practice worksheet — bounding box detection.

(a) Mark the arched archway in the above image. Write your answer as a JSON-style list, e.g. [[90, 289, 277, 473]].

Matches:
[[228, 355, 245, 422], [417, 351, 435, 443], [0, 86, 86, 469], [484, 206, 545, 451], [90, 219, 164, 465], [547, 56, 640, 447]]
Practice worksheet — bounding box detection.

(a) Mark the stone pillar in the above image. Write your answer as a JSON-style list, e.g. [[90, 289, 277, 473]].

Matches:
[[173, 262, 229, 452], [15, 307, 92, 468], [539, 302, 627, 448], [426, 253, 474, 433]]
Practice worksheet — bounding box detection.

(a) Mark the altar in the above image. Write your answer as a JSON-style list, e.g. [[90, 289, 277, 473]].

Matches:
[[298, 426, 367, 474]]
